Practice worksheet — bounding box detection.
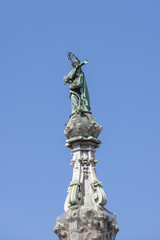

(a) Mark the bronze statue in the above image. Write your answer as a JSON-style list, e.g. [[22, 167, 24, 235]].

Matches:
[[64, 52, 91, 115]]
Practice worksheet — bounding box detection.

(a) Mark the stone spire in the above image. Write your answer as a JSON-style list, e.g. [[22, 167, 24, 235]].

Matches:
[[54, 53, 119, 240]]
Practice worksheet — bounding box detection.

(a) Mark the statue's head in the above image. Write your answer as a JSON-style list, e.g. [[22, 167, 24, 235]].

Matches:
[[67, 52, 80, 68], [67, 52, 88, 69], [71, 59, 80, 68]]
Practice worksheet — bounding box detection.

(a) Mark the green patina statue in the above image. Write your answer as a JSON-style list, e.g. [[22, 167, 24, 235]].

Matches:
[[64, 52, 91, 115]]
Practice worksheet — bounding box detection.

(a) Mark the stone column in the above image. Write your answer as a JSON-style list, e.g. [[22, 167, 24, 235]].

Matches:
[[54, 113, 119, 240]]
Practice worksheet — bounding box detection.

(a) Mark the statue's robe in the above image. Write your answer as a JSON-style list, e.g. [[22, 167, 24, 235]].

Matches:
[[65, 67, 91, 114]]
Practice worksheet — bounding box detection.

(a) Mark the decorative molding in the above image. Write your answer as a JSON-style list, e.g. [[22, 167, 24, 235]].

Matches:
[[91, 180, 107, 206], [79, 156, 90, 179]]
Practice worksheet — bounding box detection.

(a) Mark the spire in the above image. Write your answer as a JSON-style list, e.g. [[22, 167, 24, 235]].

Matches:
[[54, 53, 119, 240]]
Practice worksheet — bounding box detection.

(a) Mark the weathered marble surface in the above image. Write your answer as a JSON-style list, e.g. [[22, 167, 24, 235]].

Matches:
[[63, 143, 107, 211], [54, 126, 119, 240], [54, 206, 118, 240], [64, 113, 102, 140]]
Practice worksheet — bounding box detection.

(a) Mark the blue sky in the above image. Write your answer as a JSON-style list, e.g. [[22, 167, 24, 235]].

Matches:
[[0, 1, 160, 240]]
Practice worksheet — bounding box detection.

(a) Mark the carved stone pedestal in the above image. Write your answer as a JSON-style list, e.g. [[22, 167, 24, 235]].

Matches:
[[54, 206, 118, 240], [54, 113, 119, 240]]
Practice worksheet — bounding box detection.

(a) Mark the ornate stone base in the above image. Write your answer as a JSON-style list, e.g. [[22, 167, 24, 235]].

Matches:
[[64, 113, 102, 141], [54, 206, 119, 240]]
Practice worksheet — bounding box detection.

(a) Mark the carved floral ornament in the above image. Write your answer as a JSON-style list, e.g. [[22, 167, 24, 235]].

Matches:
[[54, 208, 119, 240]]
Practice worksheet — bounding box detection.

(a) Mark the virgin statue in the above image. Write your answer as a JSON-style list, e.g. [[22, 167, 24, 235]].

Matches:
[[64, 52, 91, 115]]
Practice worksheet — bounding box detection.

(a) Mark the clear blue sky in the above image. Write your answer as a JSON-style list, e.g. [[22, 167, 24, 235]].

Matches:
[[0, 1, 160, 240]]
